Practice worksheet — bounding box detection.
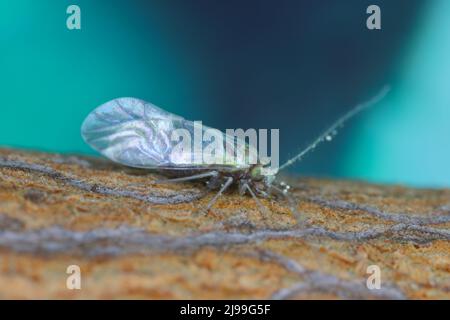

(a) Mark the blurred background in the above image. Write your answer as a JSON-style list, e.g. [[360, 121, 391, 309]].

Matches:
[[1, 0, 449, 187]]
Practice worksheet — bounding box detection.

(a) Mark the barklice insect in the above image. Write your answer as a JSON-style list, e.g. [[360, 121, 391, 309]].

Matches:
[[81, 86, 390, 218]]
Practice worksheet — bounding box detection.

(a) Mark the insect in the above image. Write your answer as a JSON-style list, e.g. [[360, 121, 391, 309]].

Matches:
[[81, 86, 390, 217]]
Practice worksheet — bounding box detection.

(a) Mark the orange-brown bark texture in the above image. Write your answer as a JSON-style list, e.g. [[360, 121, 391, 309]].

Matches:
[[0, 148, 449, 299]]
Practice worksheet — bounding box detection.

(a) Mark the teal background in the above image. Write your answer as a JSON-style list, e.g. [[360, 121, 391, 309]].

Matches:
[[1, 0, 449, 187], [346, 0, 450, 187]]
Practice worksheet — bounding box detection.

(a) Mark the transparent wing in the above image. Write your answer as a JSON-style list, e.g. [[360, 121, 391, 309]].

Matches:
[[81, 97, 253, 170]]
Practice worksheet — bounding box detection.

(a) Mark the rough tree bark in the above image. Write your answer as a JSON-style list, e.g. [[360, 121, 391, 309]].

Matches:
[[0, 148, 449, 299]]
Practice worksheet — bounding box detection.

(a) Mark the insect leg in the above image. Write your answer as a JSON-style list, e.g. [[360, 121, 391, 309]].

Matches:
[[206, 174, 222, 190], [269, 184, 303, 225], [244, 184, 270, 221], [206, 176, 233, 210], [155, 171, 218, 184]]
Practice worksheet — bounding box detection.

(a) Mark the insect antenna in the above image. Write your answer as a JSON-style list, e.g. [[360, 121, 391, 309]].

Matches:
[[278, 86, 391, 171]]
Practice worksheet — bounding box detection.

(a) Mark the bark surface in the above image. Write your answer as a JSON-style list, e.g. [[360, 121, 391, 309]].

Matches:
[[0, 148, 449, 299]]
